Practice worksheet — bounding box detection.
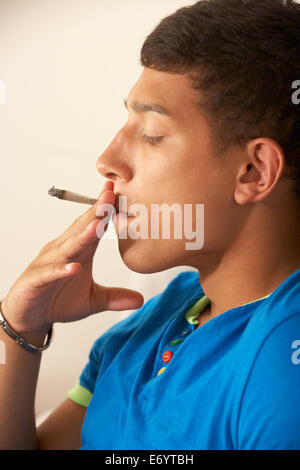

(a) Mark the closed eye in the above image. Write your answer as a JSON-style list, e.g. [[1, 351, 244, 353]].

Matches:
[[142, 135, 164, 145]]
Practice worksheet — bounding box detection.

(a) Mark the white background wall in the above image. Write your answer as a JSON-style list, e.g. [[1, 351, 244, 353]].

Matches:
[[0, 0, 196, 418]]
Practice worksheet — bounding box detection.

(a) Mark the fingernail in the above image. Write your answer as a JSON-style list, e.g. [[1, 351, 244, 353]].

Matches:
[[98, 181, 113, 199]]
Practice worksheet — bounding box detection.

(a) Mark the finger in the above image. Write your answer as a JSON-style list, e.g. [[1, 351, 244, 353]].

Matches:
[[79, 217, 110, 243], [68, 183, 115, 232], [35, 211, 109, 268], [90, 283, 144, 315], [36, 183, 115, 265], [30, 262, 82, 289], [101, 180, 114, 193], [53, 202, 114, 264], [60, 186, 115, 240]]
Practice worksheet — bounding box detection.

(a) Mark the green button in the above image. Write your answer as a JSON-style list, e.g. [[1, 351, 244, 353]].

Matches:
[[169, 339, 183, 346]]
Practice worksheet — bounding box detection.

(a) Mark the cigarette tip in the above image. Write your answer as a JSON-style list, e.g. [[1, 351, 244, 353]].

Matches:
[[48, 186, 63, 198]]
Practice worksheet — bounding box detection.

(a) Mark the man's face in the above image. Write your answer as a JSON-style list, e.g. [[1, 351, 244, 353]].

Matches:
[[97, 68, 240, 273]]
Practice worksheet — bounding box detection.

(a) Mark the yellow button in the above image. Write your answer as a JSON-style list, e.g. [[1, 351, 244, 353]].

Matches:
[[157, 367, 166, 376]]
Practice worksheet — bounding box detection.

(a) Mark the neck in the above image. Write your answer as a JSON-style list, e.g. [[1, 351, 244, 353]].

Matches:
[[193, 204, 300, 318]]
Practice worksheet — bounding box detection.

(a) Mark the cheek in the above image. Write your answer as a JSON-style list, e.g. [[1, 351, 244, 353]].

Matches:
[[133, 137, 224, 208]]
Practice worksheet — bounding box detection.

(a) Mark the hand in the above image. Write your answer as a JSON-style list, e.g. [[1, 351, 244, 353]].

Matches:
[[1, 181, 144, 336]]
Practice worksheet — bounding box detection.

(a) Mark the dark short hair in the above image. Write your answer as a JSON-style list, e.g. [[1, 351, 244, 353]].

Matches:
[[140, 0, 300, 199]]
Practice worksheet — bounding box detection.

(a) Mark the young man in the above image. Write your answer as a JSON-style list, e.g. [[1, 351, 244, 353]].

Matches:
[[0, 0, 300, 450]]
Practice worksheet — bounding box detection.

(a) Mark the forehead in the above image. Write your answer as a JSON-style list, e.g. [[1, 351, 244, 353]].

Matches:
[[127, 68, 201, 122]]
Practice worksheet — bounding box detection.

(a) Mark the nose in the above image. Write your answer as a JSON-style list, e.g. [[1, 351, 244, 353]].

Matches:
[[96, 127, 132, 183]]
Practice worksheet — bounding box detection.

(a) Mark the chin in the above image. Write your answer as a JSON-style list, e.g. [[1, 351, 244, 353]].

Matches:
[[117, 238, 188, 274]]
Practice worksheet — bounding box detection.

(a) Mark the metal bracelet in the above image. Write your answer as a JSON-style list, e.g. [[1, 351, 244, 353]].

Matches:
[[0, 301, 53, 353]]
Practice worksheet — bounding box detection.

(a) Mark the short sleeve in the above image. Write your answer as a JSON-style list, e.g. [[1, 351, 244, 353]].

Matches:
[[67, 332, 108, 407], [67, 382, 93, 408], [237, 313, 300, 450], [67, 330, 105, 407], [66, 293, 166, 407], [67, 310, 141, 408]]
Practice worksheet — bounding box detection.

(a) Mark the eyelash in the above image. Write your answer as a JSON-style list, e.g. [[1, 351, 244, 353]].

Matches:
[[142, 134, 164, 146]]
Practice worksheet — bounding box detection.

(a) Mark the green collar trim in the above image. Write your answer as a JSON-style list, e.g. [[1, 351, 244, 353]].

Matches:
[[185, 295, 211, 325], [185, 292, 272, 325]]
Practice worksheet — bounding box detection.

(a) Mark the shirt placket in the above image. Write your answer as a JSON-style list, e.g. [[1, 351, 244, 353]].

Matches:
[[156, 322, 195, 377]]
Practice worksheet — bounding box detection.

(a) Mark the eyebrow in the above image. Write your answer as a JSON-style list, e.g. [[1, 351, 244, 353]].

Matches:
[[123, 98, 171, 117]]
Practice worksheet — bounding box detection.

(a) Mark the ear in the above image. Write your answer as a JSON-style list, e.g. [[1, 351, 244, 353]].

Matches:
[[234, 138, 285, 205]]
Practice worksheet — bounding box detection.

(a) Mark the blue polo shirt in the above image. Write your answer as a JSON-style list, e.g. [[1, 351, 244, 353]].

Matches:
[[67, 268, 300, 450]]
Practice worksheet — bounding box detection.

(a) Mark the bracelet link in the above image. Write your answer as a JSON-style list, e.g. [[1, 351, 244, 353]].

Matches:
[[0, 301, 53, 353]]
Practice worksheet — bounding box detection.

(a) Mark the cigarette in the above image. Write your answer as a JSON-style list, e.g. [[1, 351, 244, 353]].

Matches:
[[48, 186, 98, 205]]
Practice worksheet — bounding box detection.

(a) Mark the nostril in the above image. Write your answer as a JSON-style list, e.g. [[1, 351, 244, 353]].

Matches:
[[106, 173, 117, 180]]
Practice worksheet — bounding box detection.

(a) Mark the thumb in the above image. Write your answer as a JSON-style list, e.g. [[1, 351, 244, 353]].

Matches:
[[91, 283, 144, 314]]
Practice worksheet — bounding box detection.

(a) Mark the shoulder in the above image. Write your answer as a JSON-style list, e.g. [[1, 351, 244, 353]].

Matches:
[[239, 268, 300, 358], [236, 271, 300, 449]]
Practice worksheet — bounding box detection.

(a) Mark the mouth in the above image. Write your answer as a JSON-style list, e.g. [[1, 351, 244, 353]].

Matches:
[[114, 194, 135, 217]]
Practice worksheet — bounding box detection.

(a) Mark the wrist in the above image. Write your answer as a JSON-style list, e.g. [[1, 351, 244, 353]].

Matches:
[[1, 297, 52, 335], [14, 329, 50, 350], [0, 300, 53, 352]]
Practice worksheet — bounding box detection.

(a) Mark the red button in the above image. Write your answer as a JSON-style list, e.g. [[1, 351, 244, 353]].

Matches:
[[162, 351, 173, 363]]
